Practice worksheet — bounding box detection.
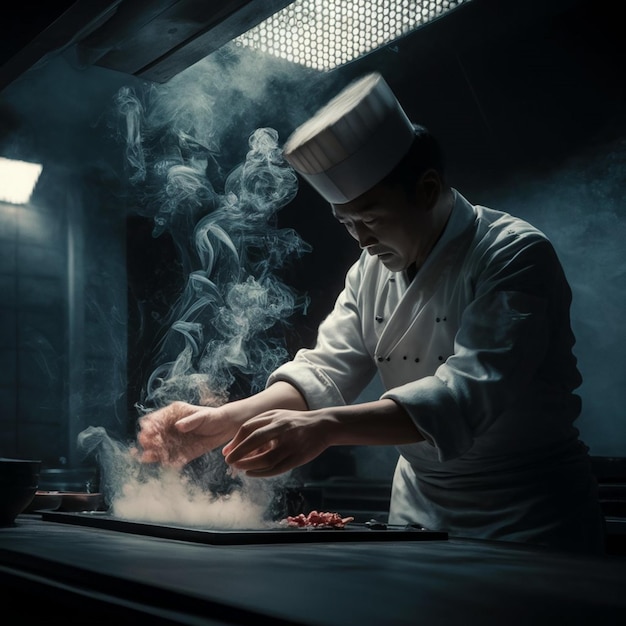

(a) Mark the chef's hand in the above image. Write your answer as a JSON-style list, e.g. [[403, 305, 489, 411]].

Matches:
[[222, 410, 332, 477], [136, 383, 310, 468], [137, 401, 235, 467], [222, 398, 425, 477]]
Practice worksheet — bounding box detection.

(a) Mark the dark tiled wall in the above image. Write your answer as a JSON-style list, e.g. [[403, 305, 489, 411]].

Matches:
[[0, 170, 128, 466], [0, 198, 67, 462]]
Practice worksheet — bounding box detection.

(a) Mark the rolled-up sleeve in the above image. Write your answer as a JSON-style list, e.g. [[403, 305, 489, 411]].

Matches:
[[383, 375, 472, 460], [267, 257, 377, 408]]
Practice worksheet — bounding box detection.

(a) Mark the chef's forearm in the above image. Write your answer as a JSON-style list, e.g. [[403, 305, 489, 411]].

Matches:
[[222, 381, 308, 425], [317, 399, 425, 446]]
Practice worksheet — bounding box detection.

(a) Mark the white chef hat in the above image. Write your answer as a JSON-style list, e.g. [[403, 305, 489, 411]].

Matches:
[[283, 72, 415, 205]]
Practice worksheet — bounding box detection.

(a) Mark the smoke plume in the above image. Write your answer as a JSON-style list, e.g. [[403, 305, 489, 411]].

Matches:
[[80, 46, 315, 525]]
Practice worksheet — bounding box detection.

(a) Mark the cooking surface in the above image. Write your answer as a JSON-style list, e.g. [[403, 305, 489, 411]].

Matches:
[[2, 515, 625, 625], [40, 510, 447, 544]]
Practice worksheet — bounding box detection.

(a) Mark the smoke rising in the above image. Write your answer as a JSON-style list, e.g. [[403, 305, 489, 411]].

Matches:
[[112, 52, 312, 408], [133, 124, 309, 408], [79, 46, 317, 525]]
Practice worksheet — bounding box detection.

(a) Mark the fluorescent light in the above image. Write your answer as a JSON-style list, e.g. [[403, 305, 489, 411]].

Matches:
[[234, 0, 471, 71], [0, 157, 43, 205]]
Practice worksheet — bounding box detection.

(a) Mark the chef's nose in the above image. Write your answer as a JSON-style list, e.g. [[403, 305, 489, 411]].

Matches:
[[353, 223, 377, 248]]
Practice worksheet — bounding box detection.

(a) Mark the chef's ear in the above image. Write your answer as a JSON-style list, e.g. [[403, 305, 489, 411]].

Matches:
[[415, 169, 442, 211]]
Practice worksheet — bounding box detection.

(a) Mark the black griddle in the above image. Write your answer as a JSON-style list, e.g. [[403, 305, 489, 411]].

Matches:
[[41, 511, 448, 545]]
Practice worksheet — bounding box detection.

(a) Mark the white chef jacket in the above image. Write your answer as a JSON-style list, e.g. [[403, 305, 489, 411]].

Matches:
[[268, 190, 604, 553]]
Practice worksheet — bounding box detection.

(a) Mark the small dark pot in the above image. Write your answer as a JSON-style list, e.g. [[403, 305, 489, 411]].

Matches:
[[0, 458, 41, 526]]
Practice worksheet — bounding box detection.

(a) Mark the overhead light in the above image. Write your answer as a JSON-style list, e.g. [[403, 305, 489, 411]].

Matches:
[[234, 0, 471, 71], [0, 157, 43, 205]]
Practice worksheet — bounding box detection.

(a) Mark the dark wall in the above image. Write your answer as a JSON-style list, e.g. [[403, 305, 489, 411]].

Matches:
[[0, 59, 134, 465], [0, 181, 68, 461]]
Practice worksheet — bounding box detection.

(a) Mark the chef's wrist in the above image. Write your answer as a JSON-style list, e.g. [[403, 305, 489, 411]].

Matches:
[[218, 397, 259, 430], [308, 407, 352, 448]]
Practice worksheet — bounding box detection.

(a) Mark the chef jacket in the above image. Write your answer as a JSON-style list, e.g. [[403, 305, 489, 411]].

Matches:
[[268, 190, 604, 553]]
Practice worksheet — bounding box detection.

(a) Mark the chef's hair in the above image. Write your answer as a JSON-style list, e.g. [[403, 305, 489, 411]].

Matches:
[[379, 124, 446, 194]]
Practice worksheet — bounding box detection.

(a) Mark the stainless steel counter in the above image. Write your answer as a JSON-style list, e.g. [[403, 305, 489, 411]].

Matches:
[[1, 514, 625, 625]]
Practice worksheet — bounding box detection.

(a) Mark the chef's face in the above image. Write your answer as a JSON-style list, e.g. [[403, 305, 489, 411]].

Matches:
[[331, 171, 441, 273]]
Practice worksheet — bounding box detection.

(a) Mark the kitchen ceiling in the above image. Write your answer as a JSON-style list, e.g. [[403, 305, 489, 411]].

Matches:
[[1, 0, 590, 96], [0, 0, 294, 93]]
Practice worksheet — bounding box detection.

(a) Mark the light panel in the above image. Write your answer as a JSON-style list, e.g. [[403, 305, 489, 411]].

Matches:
[[234, 0, 471, 71], [0, 157, 43, 205]]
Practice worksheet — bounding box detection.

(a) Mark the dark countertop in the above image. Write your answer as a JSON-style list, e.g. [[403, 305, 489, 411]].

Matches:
[[1, 514, 625, 625]]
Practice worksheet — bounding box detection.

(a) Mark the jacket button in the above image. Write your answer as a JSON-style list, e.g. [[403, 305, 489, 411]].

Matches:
[[375, 315, 384, 323], [377, 356, 384, 362], [415, 357, 420, 363]]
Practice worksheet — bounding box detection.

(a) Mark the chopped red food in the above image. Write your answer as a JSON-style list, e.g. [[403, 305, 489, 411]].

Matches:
[[283, 510, 355, 529]]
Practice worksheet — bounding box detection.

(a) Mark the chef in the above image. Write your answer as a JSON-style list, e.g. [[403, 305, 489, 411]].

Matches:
[[138, 72, 605, 554]]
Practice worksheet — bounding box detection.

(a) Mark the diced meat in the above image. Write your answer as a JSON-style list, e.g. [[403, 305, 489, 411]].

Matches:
[[283, 510, 355, 529]]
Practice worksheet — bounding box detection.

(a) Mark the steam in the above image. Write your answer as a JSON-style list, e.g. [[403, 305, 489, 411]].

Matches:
[[112, 60, 312, 408], [136, 124, 309, 407], [77, 47, 315, 525], [78, 426, 285, 528]]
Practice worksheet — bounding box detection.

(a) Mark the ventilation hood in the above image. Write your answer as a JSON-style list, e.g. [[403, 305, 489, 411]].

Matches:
[[0, 0, 294, 94], [2, 0, 589, 97]]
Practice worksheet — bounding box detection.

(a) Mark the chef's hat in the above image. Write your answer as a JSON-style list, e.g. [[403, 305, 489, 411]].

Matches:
[[283, 72, 415, 205]]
